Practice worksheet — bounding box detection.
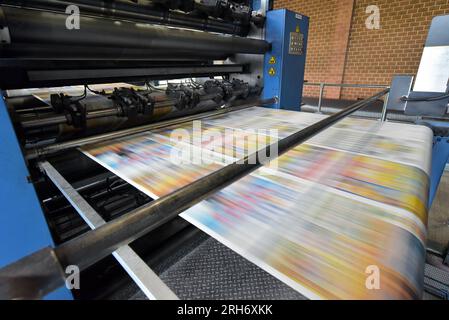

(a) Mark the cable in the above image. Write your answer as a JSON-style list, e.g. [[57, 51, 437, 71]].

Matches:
[[70, 86, 87, 102], [401, 93, 449, 102], [86, 85, 106, 96], [146, 81, 165, 92], [221, 76, 232, 83], [189, 78, 203, 89]]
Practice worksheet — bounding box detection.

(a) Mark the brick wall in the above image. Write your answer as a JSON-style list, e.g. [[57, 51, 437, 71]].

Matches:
[[274, 0, 355, 98], [274, 0, 449, 100]]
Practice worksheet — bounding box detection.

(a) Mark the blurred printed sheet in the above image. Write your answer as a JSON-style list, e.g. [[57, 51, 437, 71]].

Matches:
[[82, 107, 433, 299]]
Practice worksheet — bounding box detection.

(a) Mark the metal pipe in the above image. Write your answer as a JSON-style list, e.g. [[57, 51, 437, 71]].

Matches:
[[42, 175, 120, 203], [2, 6, 270, 56], [305, 83, 388, 89], [308, 82, 389, 114], [21, 109, 119, 129], [381, 92, 390, 122], [300, 105, 437, 123], [1, 44, 229, 61], [0, 89, 388, 299], [26, 98, 276, 159], [15, 106, 54, 114], [317, 83, 325, 113], [22, 114, 68, 128]]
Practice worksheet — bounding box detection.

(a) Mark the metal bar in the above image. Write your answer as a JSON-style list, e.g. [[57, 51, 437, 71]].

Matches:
[[301, 105, 449, 124], [21, 109, 119, 129], [0, 90, 388, 299], [39, 161, 178, 300], [15, 106, 53, 114], [26, 97, 277, 160], [27, 65, 245, 83], [381, 92, 390, 122], [21, 114, 67, 129], [305, 82, 388, 89], [42, 174, 119, 203], [1, 45, 229, 63], [317, 83, 325, 113]]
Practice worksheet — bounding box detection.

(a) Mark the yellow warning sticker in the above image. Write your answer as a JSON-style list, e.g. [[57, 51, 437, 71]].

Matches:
[[268, 67, 276, 76], [269, 56, 276, 65]]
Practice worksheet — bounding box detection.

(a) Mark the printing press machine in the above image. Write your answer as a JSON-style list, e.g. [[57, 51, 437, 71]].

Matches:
[[0, 0, 448, 300]]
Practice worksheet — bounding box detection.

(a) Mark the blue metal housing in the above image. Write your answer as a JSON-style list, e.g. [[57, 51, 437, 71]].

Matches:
[[429, 136, 449, 208], [262, 9, 309, 110], [0, 93, 72, 299]]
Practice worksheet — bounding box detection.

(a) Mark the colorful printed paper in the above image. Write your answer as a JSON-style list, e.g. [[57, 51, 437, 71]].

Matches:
[[82, 106, 433, 300]]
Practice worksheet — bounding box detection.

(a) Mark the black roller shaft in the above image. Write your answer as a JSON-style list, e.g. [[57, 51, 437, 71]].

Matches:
[[1, 44, 229, 61], [1, 6, 269, 57], [2, 0, 247, 36]]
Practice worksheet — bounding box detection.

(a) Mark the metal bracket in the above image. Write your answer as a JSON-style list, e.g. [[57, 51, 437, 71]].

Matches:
[[405, 92, 449, 117], [386, 75, 414, 111]]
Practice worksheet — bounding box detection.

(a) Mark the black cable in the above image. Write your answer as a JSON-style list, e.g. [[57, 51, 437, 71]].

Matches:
[[146, 81, 165, 92], [86, 85, 106, 96], [401, 93, 449, 102], [221, 76, 233, 85], [189, 78, 203, 89], [145, 81, 153, 93], [70, 86, 87, 102]]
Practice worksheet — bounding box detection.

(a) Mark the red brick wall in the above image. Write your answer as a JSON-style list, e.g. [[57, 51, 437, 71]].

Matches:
[[274, 0, 355, 98], [274, 0, 449, 100]]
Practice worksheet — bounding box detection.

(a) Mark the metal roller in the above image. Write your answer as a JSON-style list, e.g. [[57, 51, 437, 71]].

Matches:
[[0, 44, 229, 61], [0, 6, 270, 58], [2, 0, 248, 36]]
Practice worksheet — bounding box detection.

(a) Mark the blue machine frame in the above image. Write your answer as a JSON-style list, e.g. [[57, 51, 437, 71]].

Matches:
[[0, 92, 72, 299], [429, 136, 449, 208], [262, 9, 309, 110]]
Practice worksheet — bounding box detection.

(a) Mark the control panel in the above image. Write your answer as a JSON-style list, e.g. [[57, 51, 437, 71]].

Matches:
[[289, 31, 304, 55]]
